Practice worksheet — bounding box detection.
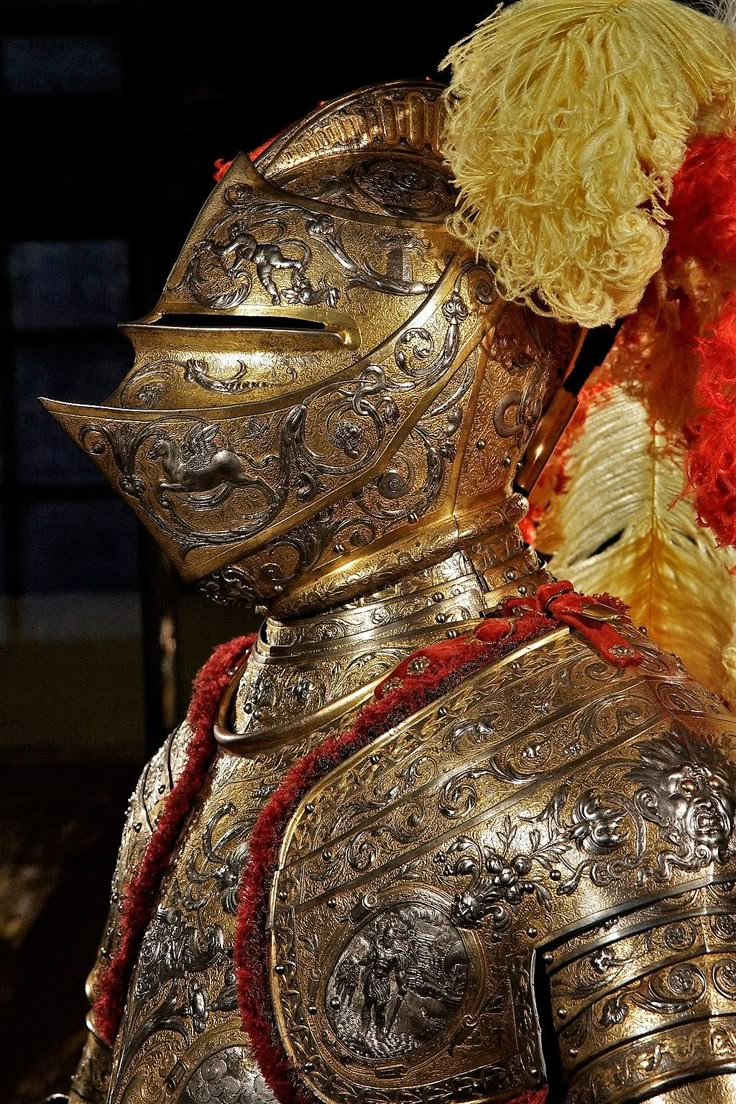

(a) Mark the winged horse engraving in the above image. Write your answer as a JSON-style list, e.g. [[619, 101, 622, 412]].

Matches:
[[148, 422, 271, 510]]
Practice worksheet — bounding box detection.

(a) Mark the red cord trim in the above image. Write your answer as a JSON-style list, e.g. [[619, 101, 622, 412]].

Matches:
[[235, 584, 639, 1104], [92, 634, 256, 1046]]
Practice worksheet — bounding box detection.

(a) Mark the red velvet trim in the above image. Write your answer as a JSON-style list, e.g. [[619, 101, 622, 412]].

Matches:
[[235, 583, 640, 1104], [92, 634, 256, 1047], [534, 582, 642, 668], [508, 1092, 548, 1104]]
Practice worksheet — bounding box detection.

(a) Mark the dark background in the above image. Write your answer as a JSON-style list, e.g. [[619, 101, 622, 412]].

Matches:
[[0, 3, 490, 1099]]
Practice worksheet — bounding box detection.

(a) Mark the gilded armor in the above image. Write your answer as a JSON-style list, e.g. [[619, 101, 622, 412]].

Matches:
[[42, 82, 576, 616], [47, 73, 736, 1104]]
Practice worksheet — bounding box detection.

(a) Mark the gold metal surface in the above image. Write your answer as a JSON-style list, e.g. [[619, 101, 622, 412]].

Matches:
[[221, 520, 546, 748], [647, 1074, 736, 1103], [69, 1031, 112, 1104], [516, 387, 578, 497], [41, 78, 578, 608], [269, 626, 736, 1104], [59, 80, 736, 1104]]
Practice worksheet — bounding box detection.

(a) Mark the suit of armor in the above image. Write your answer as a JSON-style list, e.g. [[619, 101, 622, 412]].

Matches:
[[46, 82, 736, 1104]]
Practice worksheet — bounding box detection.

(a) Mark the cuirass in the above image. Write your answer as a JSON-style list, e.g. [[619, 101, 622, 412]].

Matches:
[[100, 619, 736, 1104]]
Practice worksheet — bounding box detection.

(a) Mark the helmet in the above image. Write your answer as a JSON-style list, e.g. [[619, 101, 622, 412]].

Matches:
[[42, 81, 579, 615]]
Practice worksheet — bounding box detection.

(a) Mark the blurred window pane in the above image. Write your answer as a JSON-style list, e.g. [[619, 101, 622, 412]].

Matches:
[[21, 498, 139, 593], [2, 35, 121, 94], [10, 240, 129, 330], [15, 335, 131, 485]]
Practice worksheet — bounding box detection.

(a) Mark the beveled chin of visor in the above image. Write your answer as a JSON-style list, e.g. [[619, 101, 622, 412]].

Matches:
[[39, 394, 276, 583], [38, 386, 429, 589]]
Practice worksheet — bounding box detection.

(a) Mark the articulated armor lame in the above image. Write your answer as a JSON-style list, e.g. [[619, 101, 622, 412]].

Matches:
[[45, 81, 736, 1104]]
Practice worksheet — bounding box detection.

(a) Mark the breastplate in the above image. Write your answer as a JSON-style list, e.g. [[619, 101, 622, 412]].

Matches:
[[268, 627, 736, 1104], [104, 586, 736, 1104], [104, 531, 547, 1103]]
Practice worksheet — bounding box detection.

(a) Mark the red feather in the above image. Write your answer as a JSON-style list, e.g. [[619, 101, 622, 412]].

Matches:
[[667, 134, 736, 266], [686, 294, 736, 548]]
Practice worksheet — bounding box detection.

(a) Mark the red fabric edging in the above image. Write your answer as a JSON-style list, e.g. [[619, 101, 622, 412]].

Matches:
[[235, 584, 639, 1104], [92, 633, 256, 1047]]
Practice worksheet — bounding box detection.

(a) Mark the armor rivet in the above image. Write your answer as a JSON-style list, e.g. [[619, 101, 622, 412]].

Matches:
[[308, 1005, 318, 1015], [640, 626, 648, 634], [503, 456, 512, 467], [409, 512, 419, 523], [436, 613, 447, 624], [518, 585, 528, 596], [273, 584, 284, 594], [433, 592, 445, 602], [527, 927, 538, 938], [438, 707, 448, 716], [305, 803, 315, 814], [529, 1069, 539, 1079], [275, 965, 286, 975], [329, 997, 340, 1009], [550, 869, 561, 881], [447, 629, 460, 639], [158, 785, 166, 794], [408, 813, 420, 827], [244, 702, 253, 714], [505, 569, 516, 582], [278, 891, 287, 902], [304, 1063, 315, 1072], [133, 823, 142, 833], [543, 952, 554, 964], [569, 1048, 578, 1058], [370, 754, 380, 764], [476, 439, 486, 450], [327, 897, 337, 908], [558, 1008, 567, 1018], [322, 850, 332, 862], [334, 543, 345, 555]]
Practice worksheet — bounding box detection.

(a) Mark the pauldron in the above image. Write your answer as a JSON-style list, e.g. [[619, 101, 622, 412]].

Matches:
[[270, 628, 736, 1104]]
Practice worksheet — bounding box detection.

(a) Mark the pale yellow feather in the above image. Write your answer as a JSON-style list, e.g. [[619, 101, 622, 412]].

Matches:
[[536, 388, 736, 704], [441, 0, 736, 327]]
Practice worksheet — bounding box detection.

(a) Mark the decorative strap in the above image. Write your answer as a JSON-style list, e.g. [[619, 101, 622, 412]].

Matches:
[[375, 581, 640, 701]]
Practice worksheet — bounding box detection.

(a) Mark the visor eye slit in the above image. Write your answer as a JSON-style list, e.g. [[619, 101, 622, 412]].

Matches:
[[152, 314, 328, 332], [147, 313, 357, 348]]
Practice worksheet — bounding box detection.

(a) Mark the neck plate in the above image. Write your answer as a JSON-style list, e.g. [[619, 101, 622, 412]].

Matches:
[[217, 510, 549, 750]]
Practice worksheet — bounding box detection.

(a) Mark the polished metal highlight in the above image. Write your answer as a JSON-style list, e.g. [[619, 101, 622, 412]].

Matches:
[[53, 81, 736, 1104], [41, 80, 577, 614]]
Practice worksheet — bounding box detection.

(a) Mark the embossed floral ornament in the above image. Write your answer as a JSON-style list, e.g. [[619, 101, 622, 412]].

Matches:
[[440, 820, 556, 931], [333, 420, 363, 459]]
